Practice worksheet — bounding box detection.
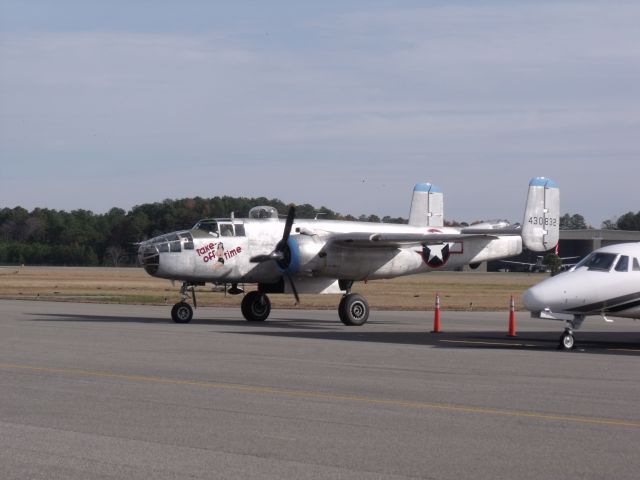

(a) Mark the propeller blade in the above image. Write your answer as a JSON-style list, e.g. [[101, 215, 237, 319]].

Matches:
[[285, 274, 300, 305], [250, 251, 285, 263], [281, 206, 295, 244], [250, 207, 295, 264]]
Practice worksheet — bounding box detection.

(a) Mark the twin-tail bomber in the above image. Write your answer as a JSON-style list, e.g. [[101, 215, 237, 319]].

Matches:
[[138, 177, 560, 325]]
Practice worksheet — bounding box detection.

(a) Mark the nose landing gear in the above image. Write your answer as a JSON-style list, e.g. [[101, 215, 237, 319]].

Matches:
[[558, 315, 584, 350], [559, 329, 574, 350], [171, 282, 197, 323]]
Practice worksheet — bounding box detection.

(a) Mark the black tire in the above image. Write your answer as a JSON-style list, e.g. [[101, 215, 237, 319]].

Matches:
[[241, 291, 271, 322], [559, 331, 575, 350], [338, 293, 369, 326], [171, 302, 193, 324]]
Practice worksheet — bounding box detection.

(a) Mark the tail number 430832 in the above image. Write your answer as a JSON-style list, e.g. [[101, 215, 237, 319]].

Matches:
[[528, 216, 558, 226]]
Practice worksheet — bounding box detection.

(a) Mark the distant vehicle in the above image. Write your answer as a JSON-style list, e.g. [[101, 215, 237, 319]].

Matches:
[[138, 177, 559, 326], [501, 254, 580, 273], [523, 242, 640, 349]]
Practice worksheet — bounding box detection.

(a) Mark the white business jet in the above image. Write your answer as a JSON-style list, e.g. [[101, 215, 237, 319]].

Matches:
[[523, 242, 640, 349]]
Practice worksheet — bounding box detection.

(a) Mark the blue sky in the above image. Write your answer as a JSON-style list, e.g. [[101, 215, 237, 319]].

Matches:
[[1, 0, 638, 226]]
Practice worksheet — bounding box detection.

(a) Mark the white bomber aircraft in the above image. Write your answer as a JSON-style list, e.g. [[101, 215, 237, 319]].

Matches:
[[523, 242, 640, 350], [138, 177, 559, 325]]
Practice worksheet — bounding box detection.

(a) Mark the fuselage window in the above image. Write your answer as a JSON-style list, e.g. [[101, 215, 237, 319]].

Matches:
[[614, 255, 629, 272], [179, 232, 194, 250]]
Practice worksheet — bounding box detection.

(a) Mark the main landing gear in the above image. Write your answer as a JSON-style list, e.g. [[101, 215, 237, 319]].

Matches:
[[241, 291, 271, 322], [238, 289, 371, 326], [338, 293, 369, 326]]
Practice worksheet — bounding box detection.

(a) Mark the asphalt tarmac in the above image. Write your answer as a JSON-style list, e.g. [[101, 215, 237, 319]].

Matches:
[[1, 299, 639, 479]]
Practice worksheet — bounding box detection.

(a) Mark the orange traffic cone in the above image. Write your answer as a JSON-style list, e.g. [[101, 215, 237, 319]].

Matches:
[[432, 292, 441, 333], [508, 295, 517, 337]]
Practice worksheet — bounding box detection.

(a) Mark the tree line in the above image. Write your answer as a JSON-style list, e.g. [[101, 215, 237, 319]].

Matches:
[[0, 197, 638, 266], [0, 196, 404, 266]]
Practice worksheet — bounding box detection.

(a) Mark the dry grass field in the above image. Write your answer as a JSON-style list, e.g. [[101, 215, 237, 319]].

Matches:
[[0, 266, 546, 311]]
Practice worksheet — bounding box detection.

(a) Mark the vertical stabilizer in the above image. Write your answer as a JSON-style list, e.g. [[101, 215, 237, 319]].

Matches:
[[522, 177, 560, 252], [409, 183, 443, 227]]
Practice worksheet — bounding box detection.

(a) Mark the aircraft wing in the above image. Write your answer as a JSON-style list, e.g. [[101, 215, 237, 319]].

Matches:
[[328, 231, 504, 248], [500, 260, 535, 266]]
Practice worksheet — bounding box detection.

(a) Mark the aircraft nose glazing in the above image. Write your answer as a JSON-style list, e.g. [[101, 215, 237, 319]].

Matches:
[[138, 243, 160, 275]]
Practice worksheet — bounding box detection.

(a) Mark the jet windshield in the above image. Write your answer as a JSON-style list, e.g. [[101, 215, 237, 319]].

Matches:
[[574, 252, 618, 271]]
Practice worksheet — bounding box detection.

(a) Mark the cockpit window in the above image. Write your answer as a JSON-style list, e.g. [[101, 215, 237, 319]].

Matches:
[[219, 223, 234, 237], [574, 252, 617, 271], [614, 255, 629, 272], [234, 224, 245, 236], [634, 258, 640, 271], [193, 220, 219, 236]]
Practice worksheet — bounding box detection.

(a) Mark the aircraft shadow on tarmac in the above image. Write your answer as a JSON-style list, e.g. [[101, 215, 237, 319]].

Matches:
[[26, 313, 338, 330], [27, 312, 640, 355], [229, 329, 640, 356]]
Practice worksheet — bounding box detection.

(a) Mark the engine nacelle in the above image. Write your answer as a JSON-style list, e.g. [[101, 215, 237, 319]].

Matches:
[[277, 235, 326, 276]]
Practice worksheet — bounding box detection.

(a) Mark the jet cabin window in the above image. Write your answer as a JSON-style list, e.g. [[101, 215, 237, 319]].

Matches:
[[615, 255, 629, 272], [575, 252, 617, 271]]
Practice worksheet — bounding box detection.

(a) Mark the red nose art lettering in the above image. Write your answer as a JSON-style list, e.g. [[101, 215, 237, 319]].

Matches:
[[197, 243, 243, 264]]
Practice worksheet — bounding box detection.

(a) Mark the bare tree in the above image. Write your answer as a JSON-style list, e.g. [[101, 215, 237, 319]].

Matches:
[[105, 245, 127, 267]]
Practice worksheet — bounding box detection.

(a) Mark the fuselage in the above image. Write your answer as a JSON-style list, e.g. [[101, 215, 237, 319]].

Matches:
[[138, 216, 522, 285], [523, 242, 640, 320]]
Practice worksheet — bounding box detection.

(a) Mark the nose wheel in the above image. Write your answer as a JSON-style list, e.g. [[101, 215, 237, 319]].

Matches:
[[559, 329, 574, 350], [170, 282, 197, 323]]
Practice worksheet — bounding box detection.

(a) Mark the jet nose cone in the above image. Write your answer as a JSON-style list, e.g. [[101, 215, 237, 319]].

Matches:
[[522, 285, 545, 313]]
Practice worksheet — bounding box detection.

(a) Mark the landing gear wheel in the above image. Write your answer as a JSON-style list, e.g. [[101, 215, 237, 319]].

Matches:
[[559, 330, 574, 350], [339, 293, 369, 326], [241, 291, 271, 322], [171, 302, 193, 324]]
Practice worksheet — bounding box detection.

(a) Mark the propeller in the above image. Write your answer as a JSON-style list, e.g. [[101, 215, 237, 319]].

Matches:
[[250, 206, 300, 304]]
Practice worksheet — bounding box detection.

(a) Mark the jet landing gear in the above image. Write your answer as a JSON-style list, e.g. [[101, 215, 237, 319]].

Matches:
[[171, 282, 197, 323], [558, 315, 584, 350], [559, 329, 574, 350], [241, 291, 271, 322]]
